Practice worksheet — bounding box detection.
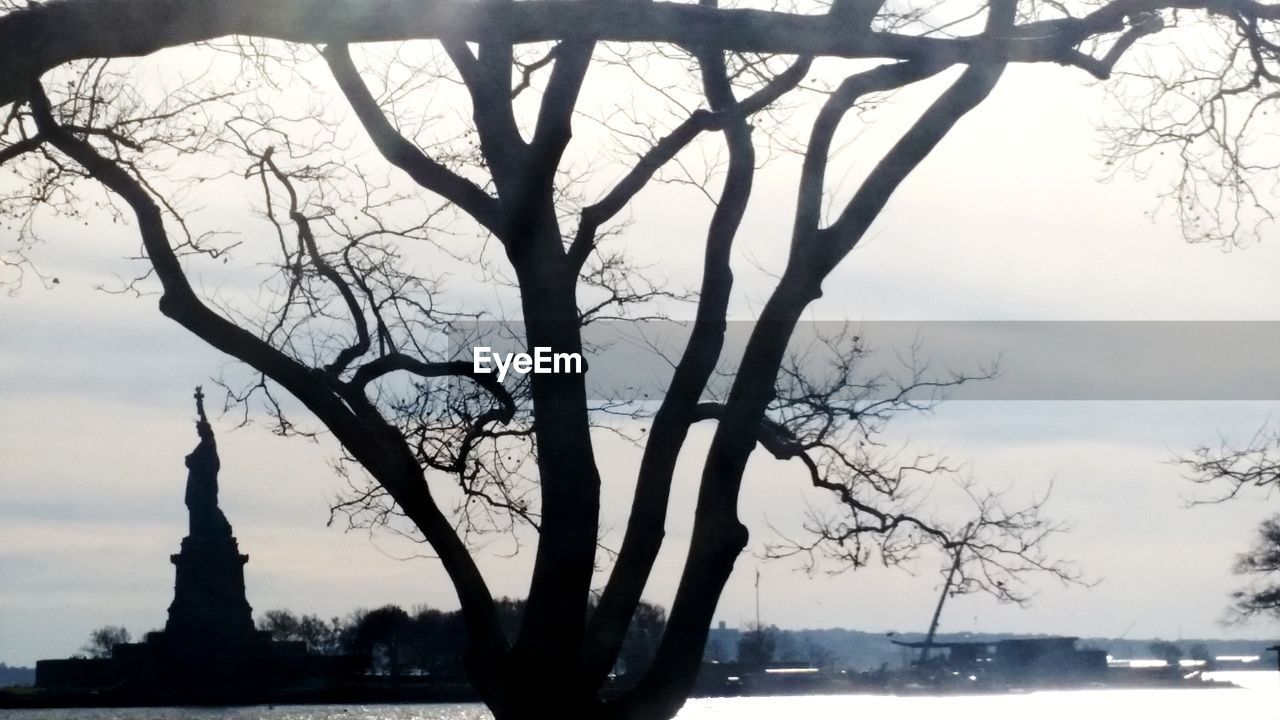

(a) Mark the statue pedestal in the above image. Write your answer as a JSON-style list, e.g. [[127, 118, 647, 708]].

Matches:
[[164, 531, 257, 646]]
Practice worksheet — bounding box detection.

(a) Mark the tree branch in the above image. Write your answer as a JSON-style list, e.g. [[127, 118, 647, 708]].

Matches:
[[441, 38, 527, 200], [258, 146, 372, 375], [322, 44, 503, 234], [791, 59, 949, 244], [0, 134, 44, 165], [3, 0, 1258, 110], [348, 353, 516, 420], [569, 56, 811, 269], [583, 44, 775, 688], [814, 61, 1008, 267]]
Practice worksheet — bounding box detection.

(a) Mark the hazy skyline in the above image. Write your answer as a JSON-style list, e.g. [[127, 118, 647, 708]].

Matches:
[[6, 57, 1280, 668]]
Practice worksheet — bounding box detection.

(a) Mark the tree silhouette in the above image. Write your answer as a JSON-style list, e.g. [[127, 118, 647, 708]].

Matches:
[[1223, 515, 1280, 622], [79, 626, 130, 660], [1181, 435, 1280, 622], [616, 602, 667, 682], [257, 609, 346, 655], [735, 623, 776, 672], [1188, 643, 1212, 662], [1148, 640, 1183, 666], [5, 2, 1279, 718], [349, 605, 413, 682]]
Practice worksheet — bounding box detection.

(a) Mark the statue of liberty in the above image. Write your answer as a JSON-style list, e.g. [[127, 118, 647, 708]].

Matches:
[[163, 386, 255, 642], [185, 386, 232, 537]]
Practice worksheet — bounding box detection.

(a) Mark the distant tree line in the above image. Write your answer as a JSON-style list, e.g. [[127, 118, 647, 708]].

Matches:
[[704, 623, 838, 671], [69, 598, 665, 685], [0, 663, 35, 688], [1147, 641, 1212, 666], [256, 598, 667, 685], [74, 614, 1238, 682], [73, 601, 843, 681]]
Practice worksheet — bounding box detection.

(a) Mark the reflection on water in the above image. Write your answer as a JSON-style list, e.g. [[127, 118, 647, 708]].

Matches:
[[1203, 669, 1280, 690], [3, 675, 1278, 720], [678, 684, 1279, 720]]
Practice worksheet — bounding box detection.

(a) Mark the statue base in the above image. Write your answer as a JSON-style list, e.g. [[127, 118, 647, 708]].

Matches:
[[164, 531, 257, 645]]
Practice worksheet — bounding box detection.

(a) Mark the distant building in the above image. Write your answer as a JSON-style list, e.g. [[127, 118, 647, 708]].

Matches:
[[990, 637, 1108, 681], [36, 389, 361, 701], [893, 636, 1107, 685]]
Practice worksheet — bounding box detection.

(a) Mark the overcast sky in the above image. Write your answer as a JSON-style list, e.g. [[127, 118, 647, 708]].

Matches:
[[6, 51, 1280, 668]]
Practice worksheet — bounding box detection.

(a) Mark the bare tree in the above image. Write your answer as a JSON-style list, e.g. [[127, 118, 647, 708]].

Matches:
[[4, 2, 1279, 719], [1180, 429, 1280, 623]]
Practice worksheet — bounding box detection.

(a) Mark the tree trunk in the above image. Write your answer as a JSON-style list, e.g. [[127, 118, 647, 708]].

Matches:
[[504, 234, 603, 692]]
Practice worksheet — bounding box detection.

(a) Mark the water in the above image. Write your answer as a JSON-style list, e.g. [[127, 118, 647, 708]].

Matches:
[[3, 673, 1278, 720]]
